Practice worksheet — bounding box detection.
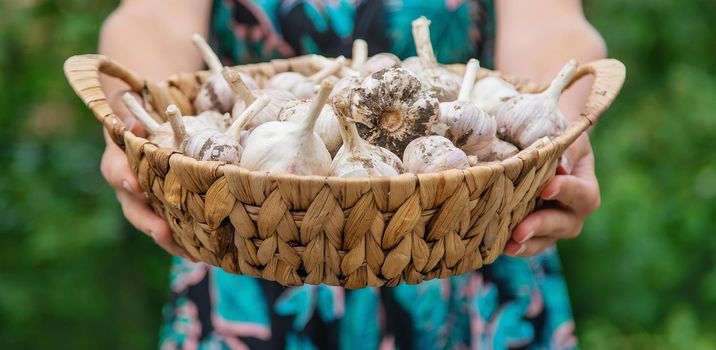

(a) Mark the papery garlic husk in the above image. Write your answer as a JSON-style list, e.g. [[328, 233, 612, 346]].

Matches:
[[333, 67, 442, 156], [223, 67, 297, 130], [411, 17, 462, 102], [483, 139, 519, 161], [470, 76, 518, 116], [331, 112, 404, 177], [195, 110, 232, 131], [402, 56, 423, 74], [495, 59, 578, 149], [122, 93, 217, 149], [191, 34, 258, 113], [278, 99, 342, 156], [329, 75, 362, 98], [351, 39, 368, 69], [360, 53, 401, 76], [439, 59, 501, 160], [240, 81, 334, 175], [402, 136, 470, 174], [174, 95, 270, 164], [264, 56, 345, 98]]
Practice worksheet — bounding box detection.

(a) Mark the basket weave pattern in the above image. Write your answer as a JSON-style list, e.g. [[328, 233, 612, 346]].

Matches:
[[64, 55, 625, 288]]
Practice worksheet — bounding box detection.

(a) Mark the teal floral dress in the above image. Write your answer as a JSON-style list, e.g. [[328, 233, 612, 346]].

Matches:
[[159, 1, 578, 349]]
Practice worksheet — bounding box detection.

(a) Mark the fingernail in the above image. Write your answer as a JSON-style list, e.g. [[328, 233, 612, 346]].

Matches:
[[122, 180, 133, 193], [545, 188, 559, 200], [514, 244, 526, 256], [519, 231, 534, 244]]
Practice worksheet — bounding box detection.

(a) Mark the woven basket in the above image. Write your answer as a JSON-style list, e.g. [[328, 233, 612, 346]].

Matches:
[[64, 55, 625, 288]]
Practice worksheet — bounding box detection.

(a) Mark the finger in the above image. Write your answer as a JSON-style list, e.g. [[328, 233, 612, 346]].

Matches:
[[504, 237, 557, 257], [511, 208, 583, 242], [116, 190, 189, 258], [101, 138, 142, 196], [540, 174, 600, 216]]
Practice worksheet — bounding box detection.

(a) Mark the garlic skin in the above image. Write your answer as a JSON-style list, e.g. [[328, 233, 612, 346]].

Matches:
[[240, 81, 334, 176], [360, 53, 401, 76], [351, 39, 368, 69], [170, 96, 270, 164], [331, 104, 404, 178], [191, 34, 258, 113], [223, 67, 296, 131], [411, 17, 462, 102], [470, 76, 518, 116], [121, 93, 216, 149], [264, 56, 345, 98], [402, 136, 470, 174], [401, 56, 422, 74], [495, 60, 578, 149], [334, 67, 442, 156], [278, 99, 342, 156]]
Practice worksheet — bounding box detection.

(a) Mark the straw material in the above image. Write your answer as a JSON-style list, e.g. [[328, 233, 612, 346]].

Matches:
[[64, 55, 625, 288]]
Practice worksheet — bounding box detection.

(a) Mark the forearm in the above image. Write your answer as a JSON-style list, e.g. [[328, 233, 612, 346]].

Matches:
[[99, 0, 212, 116], [495, 0, 606, 121]]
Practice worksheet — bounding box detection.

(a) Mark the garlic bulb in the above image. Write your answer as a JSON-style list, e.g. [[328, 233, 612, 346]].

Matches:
[[470, 76, 518, 116], [438, 59, 519, 161], [401, 56, 422, 74], [411, 17, 462, 102], [333, 67, 442, 156], [350, 38, 401, 76], [402, 136, 470, 174], [278, 99, 342, 156], [239, 81, 334, 175], [165, 96, 270, 164], [192, 33, 258, 114], [121, 93, 215, 149], [264, 57, 345, 98], [331, 112, 404, 177], [223, 67, 296, 131], [495, 59, 578, 149]]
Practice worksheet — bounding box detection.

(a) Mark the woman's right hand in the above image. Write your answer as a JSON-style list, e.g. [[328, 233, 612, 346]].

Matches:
[[100, 120, 190, 258]]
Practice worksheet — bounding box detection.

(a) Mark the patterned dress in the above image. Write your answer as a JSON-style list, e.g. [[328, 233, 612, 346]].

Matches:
[[159, 1, 578, 349]]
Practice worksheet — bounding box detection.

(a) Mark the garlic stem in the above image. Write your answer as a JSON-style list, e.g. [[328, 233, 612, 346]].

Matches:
[[302, 80, 333, 135], [192, 33, 224, 75], [335, 112, 365, 154], [309, 56, 346, 84], [544, 59, 578, 101], [351, 39, 368, 69], [222, 67, 256, 105], [458, 59, 480, 102], [121, 92, 160, 133], [411, 16, 437, 69], [226, 94, 271, 138], [165, 105, 187, 147]]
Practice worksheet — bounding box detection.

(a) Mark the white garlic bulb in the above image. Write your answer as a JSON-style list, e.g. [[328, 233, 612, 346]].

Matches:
[[332, 67, 442, 156], [331, 112, 404, 177], [360, 53, 401, 76], [402, 136, 470, 174], [166, 96, 270, 164], [411, 17, 462, 102], [222, 67, 296, 131], [191, 33, 258, 114], [278, 99, 342, 156], [239, 81, 334, 176], [401, 56, 423, 74], [495, 59, 578, 149], [470, 76, 518, 116], [121, 93, 216, 149], [264, 56, 346, 99]]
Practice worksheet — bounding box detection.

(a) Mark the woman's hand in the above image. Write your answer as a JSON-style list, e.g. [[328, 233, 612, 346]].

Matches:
[[505, 133, 600, 257]]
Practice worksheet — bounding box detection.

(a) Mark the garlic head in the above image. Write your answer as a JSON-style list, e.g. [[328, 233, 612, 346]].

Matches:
[[470, 76, 518, 116], [278, 99, 343, 156], [402, 136, 470, 174]]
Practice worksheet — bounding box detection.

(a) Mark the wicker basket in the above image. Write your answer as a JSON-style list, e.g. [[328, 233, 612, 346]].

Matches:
[[64, 55, 625, 288]]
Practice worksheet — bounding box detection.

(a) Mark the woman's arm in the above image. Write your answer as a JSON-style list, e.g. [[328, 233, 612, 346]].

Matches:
[[495, 0, 606, 256], [98, 0, 211, 257]]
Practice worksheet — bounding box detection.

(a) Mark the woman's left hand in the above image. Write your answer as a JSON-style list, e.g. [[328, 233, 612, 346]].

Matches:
[[504, 133, 601, 257]]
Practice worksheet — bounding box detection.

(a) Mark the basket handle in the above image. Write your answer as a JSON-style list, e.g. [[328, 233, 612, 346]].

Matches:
[[569, 58, 626, 124], [64, 54, 146, 148]]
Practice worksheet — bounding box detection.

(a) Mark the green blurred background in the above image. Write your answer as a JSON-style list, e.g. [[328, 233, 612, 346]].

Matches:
[[1, 0, 715, 349]]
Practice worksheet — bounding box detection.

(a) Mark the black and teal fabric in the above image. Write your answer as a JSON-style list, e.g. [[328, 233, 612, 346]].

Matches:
[[159, 1, 578, 349]]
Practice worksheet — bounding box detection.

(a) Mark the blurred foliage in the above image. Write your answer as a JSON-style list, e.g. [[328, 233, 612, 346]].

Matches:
[[0, 0, 714, 349]]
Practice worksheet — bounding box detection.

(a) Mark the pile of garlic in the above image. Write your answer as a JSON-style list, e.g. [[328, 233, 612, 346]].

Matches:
[[126, 24, 576, 177]]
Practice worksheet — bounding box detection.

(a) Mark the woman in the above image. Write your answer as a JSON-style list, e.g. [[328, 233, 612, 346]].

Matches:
[[99, 0, 604, 348]]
